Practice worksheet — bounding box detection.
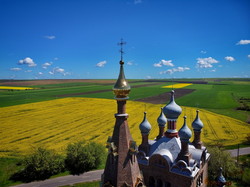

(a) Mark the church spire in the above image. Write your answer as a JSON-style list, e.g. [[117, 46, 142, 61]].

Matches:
[[102, 40, 144, 187]]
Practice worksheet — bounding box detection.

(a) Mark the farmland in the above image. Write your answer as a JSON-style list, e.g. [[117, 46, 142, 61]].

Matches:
[[0, 78, 249, 186], [0, 97, 249, 158], [0, 78, 249, 158], [0, 86, 34, 90], [161, 83, 193, 88], [0, 79, 249, 121]]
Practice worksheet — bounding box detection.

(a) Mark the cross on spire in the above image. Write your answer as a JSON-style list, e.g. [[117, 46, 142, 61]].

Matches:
[[118, 38, 126, 62]]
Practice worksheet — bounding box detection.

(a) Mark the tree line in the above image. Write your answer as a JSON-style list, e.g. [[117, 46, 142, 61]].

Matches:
[[10, 141, 105, 182]]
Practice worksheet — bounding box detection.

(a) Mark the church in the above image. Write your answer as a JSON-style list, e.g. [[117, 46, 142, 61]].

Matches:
[[101, 41, 210, 187]]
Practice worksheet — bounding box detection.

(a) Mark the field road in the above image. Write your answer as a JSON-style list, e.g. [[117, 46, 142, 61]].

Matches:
[[11, 148, 250, 187], [227, 147, 250, 157], [12, 169, 103, 187]]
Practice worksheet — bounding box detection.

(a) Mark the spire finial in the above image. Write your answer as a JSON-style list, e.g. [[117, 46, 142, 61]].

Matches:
[[113, 39, 130, 99], [118, 38, 126, 63]]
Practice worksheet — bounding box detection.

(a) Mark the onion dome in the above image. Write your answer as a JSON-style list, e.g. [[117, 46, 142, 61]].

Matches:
[[139, 112, 152, 135], [157, 107, 167, 127], [178, 116, 192, 142], [163, 90, 182, 119], [192, 110, 204, 131], [113, 60, 131, 98]]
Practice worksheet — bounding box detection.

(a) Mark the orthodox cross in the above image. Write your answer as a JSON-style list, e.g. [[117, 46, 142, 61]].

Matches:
[[118, 38, 126, 61]]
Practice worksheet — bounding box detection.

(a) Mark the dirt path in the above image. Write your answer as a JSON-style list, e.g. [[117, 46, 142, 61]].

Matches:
[[227, 147, 250, 157], [135, 89, 195, 104], [12, 169, 103, 187]]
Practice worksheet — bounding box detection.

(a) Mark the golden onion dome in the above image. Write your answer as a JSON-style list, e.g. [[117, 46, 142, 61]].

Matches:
[[113, 60, 131, 98]]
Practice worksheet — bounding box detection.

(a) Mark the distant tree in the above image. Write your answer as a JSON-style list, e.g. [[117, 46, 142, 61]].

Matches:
[[65, 141, 105, 175], [207, 146, 239, 180], [10, 147, 64, 182], [86, 142, 106, 167], [242, 168, 250, 185]]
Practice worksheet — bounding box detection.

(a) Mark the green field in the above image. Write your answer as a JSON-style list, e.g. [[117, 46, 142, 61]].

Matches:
[[175, 83, 250, 122], [0, 79, 249, 122]]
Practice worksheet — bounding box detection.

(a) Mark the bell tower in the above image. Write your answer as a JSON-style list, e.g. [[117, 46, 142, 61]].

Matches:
[[102, 39, 144, 187]]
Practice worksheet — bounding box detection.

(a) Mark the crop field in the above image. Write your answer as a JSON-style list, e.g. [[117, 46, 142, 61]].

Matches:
[[0, 86, 34, 90], [0, 97, 249, 158], [161, 83, 193, 89]]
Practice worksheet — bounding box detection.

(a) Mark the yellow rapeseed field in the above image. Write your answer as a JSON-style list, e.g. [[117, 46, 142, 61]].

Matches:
[[162, 83, 193, 89], [0, 86, 34, 90], [0, 97, 249, 158]]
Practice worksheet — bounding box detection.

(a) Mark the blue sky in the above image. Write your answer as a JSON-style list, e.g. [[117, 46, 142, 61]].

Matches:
[[0, 0, 249, 79]]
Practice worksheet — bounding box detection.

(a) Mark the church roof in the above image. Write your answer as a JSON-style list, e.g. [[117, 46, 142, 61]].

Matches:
[[149, 137, 181, 165], [138, 133, 210, 178]]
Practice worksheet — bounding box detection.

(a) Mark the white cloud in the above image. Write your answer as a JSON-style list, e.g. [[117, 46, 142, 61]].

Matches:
[[63, 72, 71, 76], [42, 62, 52, 69], [127, 61, 133, 65], [162, 60, 174, 67], [154, 62, 162, 67], [174, 67, 190, 72], [54, 57, 59, 61], [18, 57, 37, 67], [200, 50, 207, 54], [236, 40, 250, 45], [25, 70, 32, 73], [38, 72, 43, 75], [134, 0, 142, 4], [210, 69, 216, 72], [96, 60, 107, 67], [160, 67, 190, 75], [248, 54, 250, 59], [146, 75, 152, 79], [44, 35, 55, 40], [225, 56, 235, 62], [163, 69, 174, 74], [196, 57, 219, 68], [49, 67, 64, 75], [10, 67, 22, 71], [154, 59, 174, 67], [49, 67, 70, 76], [54, 67, 65, 73]]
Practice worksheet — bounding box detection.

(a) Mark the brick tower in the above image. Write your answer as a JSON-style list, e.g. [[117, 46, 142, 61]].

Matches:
[[102, 40, 144, 187]]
